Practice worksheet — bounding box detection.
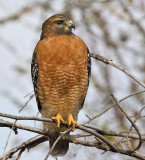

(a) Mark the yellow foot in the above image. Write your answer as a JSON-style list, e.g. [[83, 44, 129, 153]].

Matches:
[[68, 113, 79, 132], [52, 113, 65, 127]]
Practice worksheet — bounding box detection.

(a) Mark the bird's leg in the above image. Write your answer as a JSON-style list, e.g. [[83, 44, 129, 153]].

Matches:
[[68, 113, 79, 132], [52, 113, 65, 127]]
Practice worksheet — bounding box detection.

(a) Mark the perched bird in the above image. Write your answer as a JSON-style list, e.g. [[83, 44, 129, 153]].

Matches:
[[31, 14, 91, 157]]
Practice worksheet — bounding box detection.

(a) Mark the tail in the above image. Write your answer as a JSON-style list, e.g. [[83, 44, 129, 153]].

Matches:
[[49, 139, 69, 157]]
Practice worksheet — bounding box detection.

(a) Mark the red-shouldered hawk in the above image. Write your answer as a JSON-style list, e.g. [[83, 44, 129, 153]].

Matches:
[[31, 14, 91, 157]]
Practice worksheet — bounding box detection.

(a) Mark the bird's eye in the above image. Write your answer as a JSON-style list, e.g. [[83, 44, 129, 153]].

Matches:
[[56, 20, 64, 25]]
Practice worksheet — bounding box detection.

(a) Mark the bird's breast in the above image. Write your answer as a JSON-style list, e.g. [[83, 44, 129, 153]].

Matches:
[[35, 34, 88, 120]]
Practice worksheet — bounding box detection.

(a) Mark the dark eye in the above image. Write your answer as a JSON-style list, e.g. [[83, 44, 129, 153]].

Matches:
[[56, 20, 64, 25]]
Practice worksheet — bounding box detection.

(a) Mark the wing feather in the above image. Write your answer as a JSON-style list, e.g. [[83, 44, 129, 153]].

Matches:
[[31, 52, 42, 112]]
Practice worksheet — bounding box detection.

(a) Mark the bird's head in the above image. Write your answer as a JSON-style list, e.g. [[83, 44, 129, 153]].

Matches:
[[41, 14, 75, 39]]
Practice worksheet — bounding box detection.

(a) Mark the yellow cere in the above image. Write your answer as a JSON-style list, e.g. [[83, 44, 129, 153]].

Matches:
[[69, 20, 73, 25]]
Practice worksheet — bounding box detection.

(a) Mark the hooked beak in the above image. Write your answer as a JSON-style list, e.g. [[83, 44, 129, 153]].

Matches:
[[69, 23, 75, 30], [65, 20, 75, 30]]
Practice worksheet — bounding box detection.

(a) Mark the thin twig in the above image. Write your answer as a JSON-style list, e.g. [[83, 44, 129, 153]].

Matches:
[[19, 94, 34, 112], [126, 105, 145, 141], [126, 105, 145, 150], [84, 89, 145, 124], [90, 53, 145, 88], [111, 94, 143, 152], [3, 120, 17, 160], [44, 129, 71, 160], [131, 105, 145, 129]]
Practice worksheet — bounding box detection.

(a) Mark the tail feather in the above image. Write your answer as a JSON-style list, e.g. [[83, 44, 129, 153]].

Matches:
[[49, 139, 69, 157]]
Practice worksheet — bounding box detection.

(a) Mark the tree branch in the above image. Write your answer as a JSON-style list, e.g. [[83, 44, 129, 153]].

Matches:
[[1, 116, 145, 159], [1, 114, 145, 141], [90, 53, 145, 88], [1, 127, 145, 160], [84, 89, 145, 124], [111, 94, 143, 152], [0, 135, 47, 160]]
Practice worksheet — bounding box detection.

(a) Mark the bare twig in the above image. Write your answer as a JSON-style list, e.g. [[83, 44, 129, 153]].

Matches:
[[44, 129, 71, 160], [90, 53, 145, 88], [126, 105, 145, 150], [132, 105, 145, 126], [111, 94, 143, 152], [19, 94, 34, 112], [127, 105, 145, 139], [84, 89, 145, 124], [3, 120, 17, 160]]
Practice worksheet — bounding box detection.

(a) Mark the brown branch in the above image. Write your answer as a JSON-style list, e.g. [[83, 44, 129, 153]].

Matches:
[[67, 137, 145, 160], [0, 117, 145, 160], [83, 124, 145, 141], [0, 118, 117, 152], [126, 105, 145, 147], [1, 130, 145, 160], [84, 89, 145, 124], [0, 135, 47, 160], [19, 94, 34, 112], [3, 120, 17, 159], [0, 107, 145, 159], [90, 53, 145, 88], [1, 114, 145, 141], [0, 118, 47, 136], [111, 94, 143, 152], [132, 105, 145, 126], [77, 125, 117, 151], [0, 113, 120, 152], [0, 112, 53, 123]]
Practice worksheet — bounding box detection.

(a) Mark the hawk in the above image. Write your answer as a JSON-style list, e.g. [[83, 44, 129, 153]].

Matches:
[[31, 14, 91, 156]]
